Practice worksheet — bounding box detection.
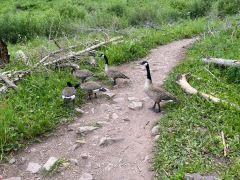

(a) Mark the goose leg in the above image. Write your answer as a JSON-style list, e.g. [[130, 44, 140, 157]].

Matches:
[[157, 103, 161, 113], [113, 79, 117, 86], [153, 102, 156, 109], [94, 93, 97, 99], [88, 93, 91, 100]]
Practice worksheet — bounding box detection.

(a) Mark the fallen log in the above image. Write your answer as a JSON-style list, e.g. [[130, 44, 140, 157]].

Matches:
[[202, 58, 240, 67], [0, 74, 18, 91], [176, 73, 239, 110], [44, 36, 123, 66]]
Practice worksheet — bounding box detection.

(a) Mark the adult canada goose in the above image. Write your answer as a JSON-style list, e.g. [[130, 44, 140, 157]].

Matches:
[[100, 54, 130, 86], [80, 81, 107, 100], [72, 67, 99, 83], [62, 82, 80, 104], [140, 61, 178, 113]]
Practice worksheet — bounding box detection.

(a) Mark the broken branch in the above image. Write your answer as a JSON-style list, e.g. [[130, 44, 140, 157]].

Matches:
[[202, 58, 240, 67], [43, 36, 123, 66], [0, 74, 18, 91], [221, 131, 227, 157], [176, 73, 239, 110]]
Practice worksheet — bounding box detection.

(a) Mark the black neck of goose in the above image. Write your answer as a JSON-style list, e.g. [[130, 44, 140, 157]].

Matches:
[[146, 64, 152, 81], [104, 55, 109, 65]]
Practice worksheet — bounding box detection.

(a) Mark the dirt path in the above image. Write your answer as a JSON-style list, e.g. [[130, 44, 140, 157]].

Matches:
[[1, 38, 196, 180]]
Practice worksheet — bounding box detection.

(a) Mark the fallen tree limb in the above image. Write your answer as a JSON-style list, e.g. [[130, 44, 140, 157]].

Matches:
[[202, 58, 240, 67], [176, 73, 239, 110], [57, 63, 80, 69], [0, 74, 18, 91], [44, 36, 123, 66]]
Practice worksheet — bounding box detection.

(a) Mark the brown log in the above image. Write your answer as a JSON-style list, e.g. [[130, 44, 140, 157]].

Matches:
[[202, 58, 240, 67], [0, 37, 10, 65], [176, 73, 239, 110]]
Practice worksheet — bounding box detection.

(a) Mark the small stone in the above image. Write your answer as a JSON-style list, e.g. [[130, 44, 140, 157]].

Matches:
[[128, 101, 143, 110], [128, 97, 139, 101], [79, 173, 93, 180], [123, 118, 130, 122], [43, 157, 58, 171], [75, 108, 84, 113], [30, 148, 37, 152], [76, 140, 86, 144], [80, 153, 89, 159], [151, 125, 161, 135], [113, 97, 125, 103], [112, 113, 118, 119], [154, 135, 160, 141], [70, 158, 79, 165], [70, 143, 80, 151], [100, 137, 125, 146], [77, 126, 99, 135], [26, 162, 41, 174], [96, 121, 109, 127], [9, 158, 16, 164]]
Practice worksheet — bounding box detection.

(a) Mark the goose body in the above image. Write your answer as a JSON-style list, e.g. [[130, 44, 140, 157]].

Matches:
[[100, 54, 129, 85], [62, 82, 79, 103], [140, 61, 177, 112], [72, 68, 99, 83], [80, 81, 107, 99]]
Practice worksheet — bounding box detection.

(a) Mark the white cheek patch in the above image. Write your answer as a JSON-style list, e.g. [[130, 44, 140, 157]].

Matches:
[[144, 62, 148, 66], [62, 95, 75, 100]]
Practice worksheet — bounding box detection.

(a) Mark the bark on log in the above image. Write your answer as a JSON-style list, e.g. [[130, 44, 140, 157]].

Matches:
[[202, 58, 240, 67], [57, 63, 80, 69], [0, 74, 18, 91], [176, 73, 239, 110]]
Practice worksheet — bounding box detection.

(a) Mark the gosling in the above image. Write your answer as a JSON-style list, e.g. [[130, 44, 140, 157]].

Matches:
[[62, 82, 80, 104], [80, 81, 107, 100]]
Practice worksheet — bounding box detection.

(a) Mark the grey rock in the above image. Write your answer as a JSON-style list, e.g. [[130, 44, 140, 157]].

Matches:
[[128, 97, 139, 101], [43, 157, 58, 171], [100, 137, 125, 146], [113, 97, 125, 103], [76, 140, 87, 144], [184, 172, 220, 180], [26, 162, 41, 174], [151, 125, 161, 135], [154, 135, 160, 141], [70, 158, 78, 165], [75, 108, 84, 113], [79, 173, 93, 180], [128, 101, 143, 110], [96, 121, 109, 127], [9, 158, 16, 164], [77, 126, 99, 135], [70, 143, 80, 151], [112, 113, 119, 119], [5, 177, 22, 180], [80, 153, 89, 159]]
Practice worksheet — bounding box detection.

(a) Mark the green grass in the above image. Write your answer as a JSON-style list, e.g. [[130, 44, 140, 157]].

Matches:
[[153, 16, 240, 179]]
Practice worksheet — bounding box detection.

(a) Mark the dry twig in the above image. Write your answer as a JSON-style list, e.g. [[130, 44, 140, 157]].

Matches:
[[221, 131, 227, 157]]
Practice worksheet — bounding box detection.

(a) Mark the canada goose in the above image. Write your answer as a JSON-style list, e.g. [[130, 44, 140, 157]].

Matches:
[[100, 54, 130, 86], [140, 61, 178, 113], [80, 81, 107, 99], [62, 82, 79, 104], [71, 68, 99, 83]]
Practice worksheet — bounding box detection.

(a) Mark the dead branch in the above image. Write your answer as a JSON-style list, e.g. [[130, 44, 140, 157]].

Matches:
[[202, 58, 240, 67], [0, 74, 18, 91], [221, 131, 227, 157], [176, 73, 239, 110], [43, 36, 123, 66]]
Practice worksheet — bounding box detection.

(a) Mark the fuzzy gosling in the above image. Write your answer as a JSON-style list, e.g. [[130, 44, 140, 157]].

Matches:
[[62, 82, 80, 104], [100, 54, 130, 86], [71, 67, 99, 83], [140, 61, 178, 113], [80, 81, 107, 100]]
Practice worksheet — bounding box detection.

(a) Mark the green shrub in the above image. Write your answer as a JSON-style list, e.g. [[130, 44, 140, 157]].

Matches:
[[217, 0, 240, 15], [107, 3, 126, 17]]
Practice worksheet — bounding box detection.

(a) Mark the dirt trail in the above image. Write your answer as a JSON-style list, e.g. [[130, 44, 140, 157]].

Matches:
[[1, 38, 196, 180]]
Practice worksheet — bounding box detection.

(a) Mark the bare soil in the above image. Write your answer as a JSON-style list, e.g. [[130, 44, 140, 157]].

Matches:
[[0, 38, 196, 180]]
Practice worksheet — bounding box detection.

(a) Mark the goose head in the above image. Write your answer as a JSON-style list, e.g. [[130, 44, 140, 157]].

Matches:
[[139, 61, 149, 67]]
